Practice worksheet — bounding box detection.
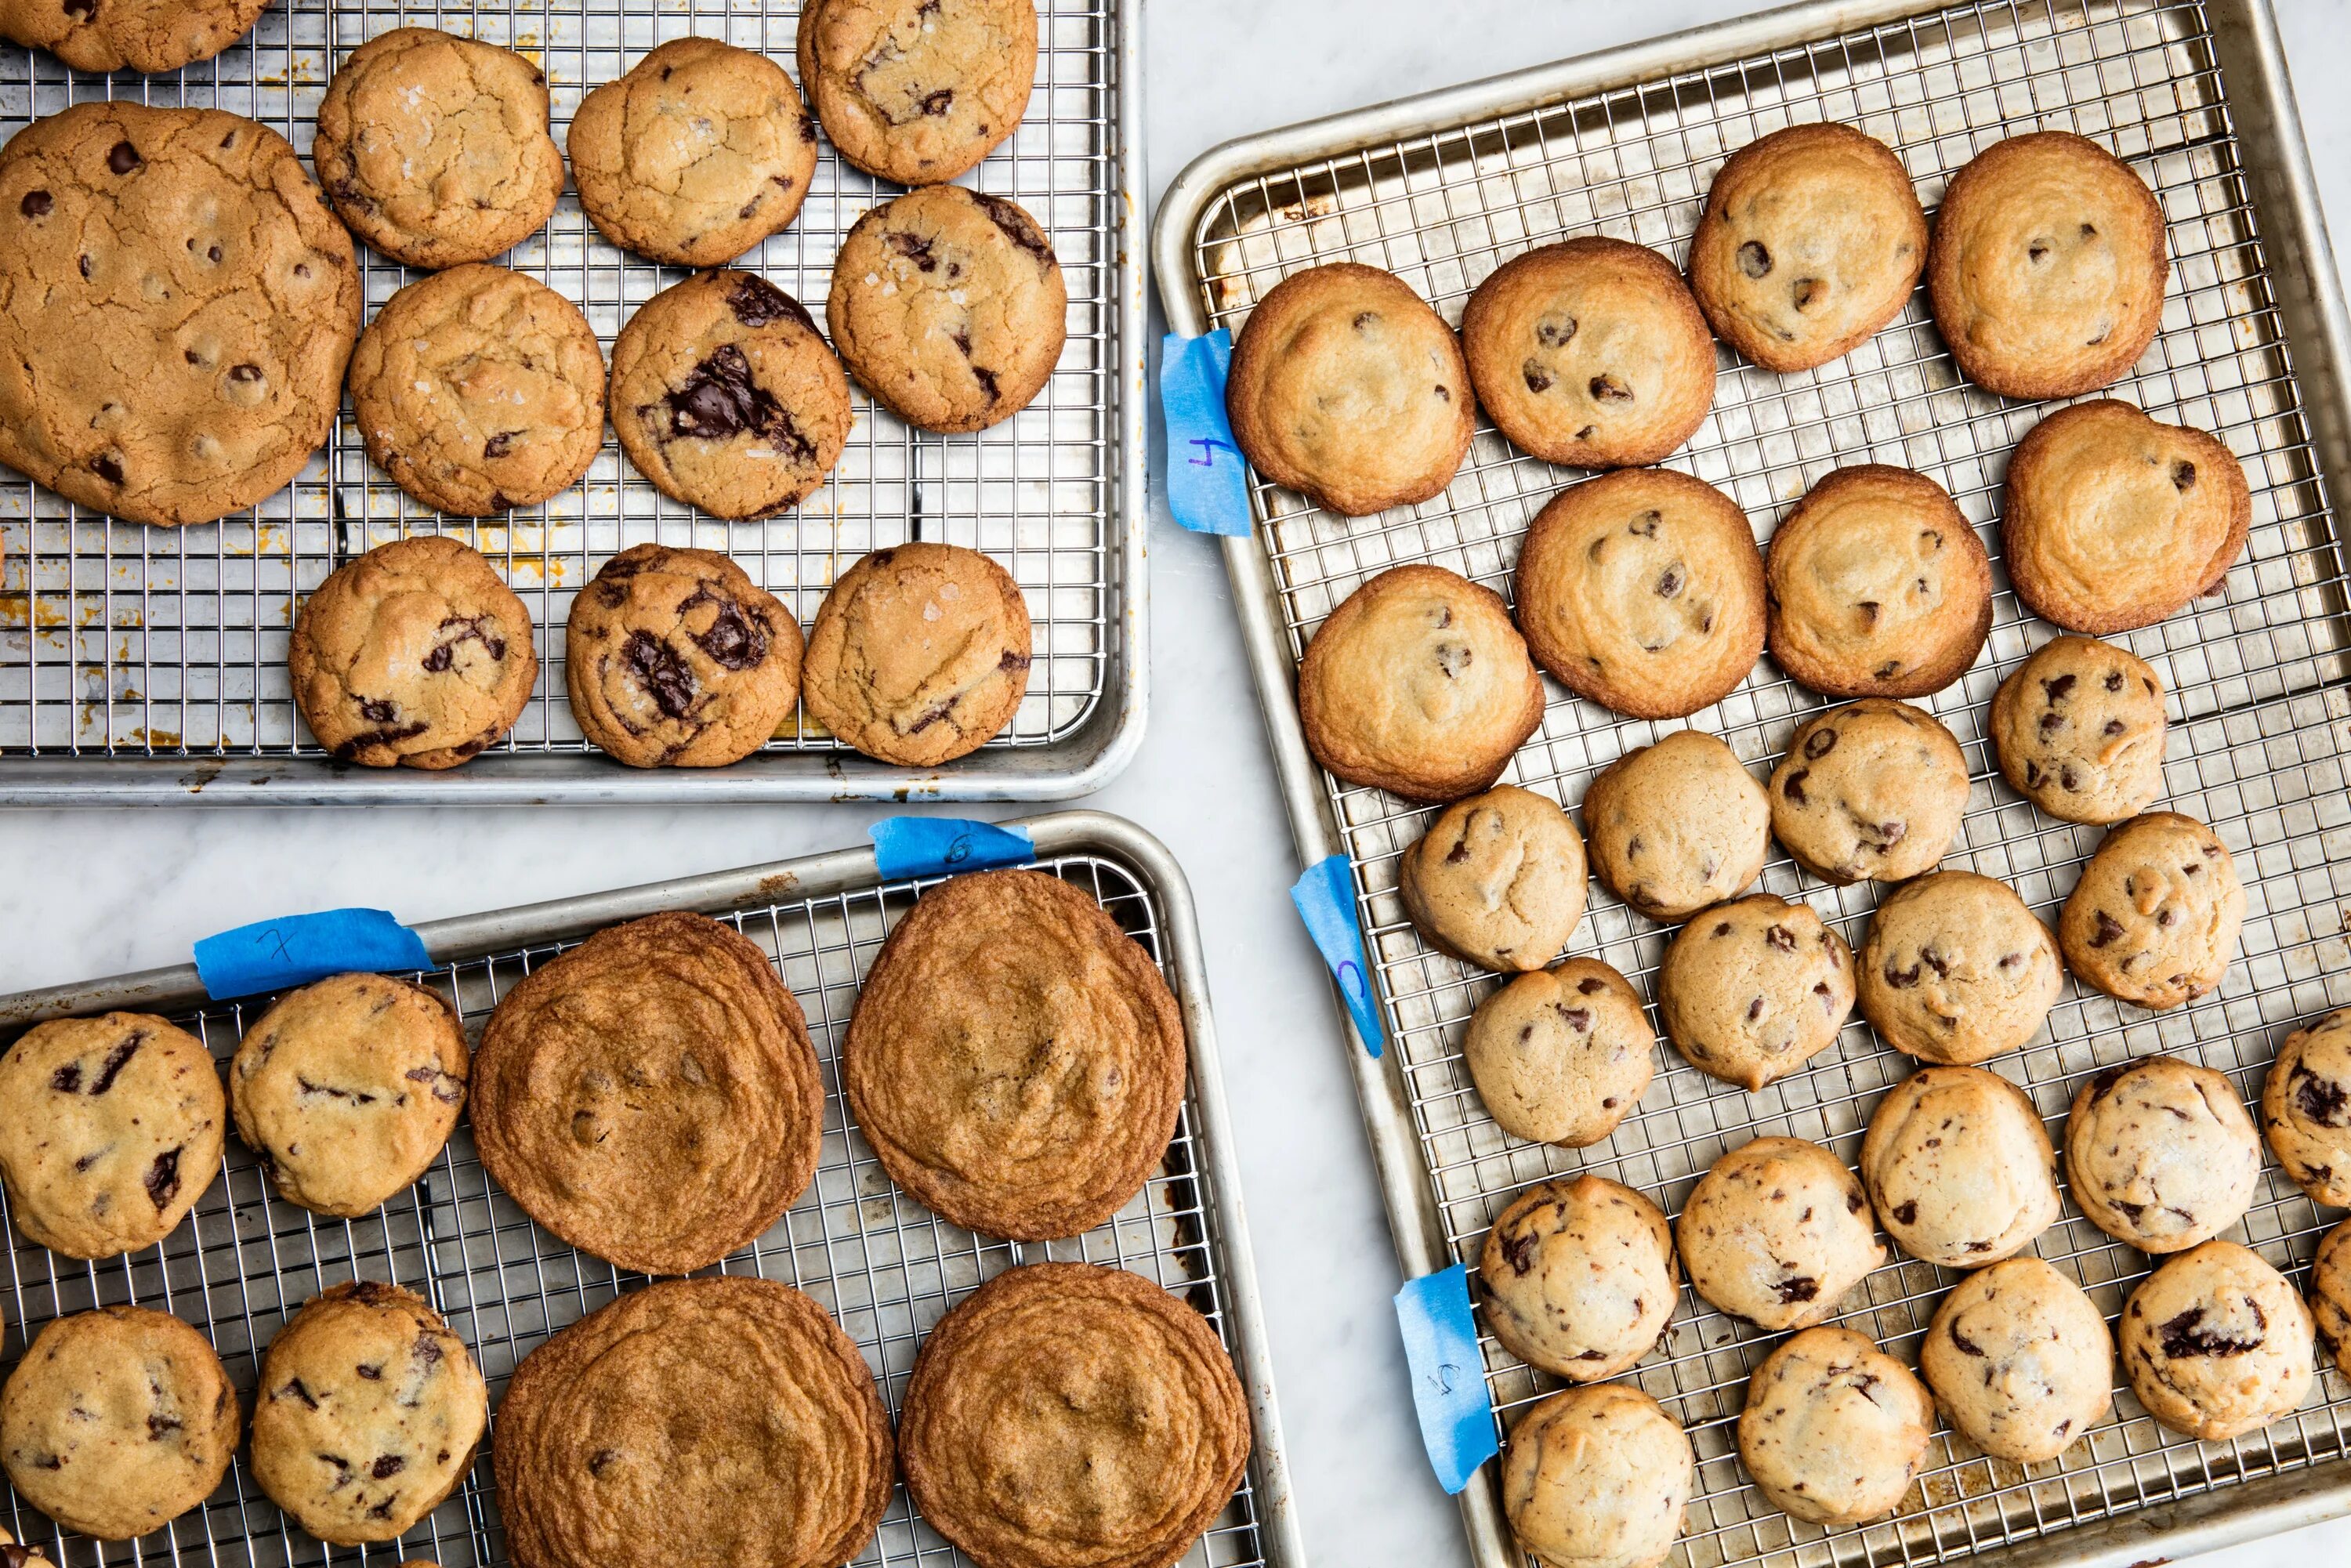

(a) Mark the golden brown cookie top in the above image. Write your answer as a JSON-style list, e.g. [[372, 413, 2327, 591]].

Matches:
[[471, 911, 823, 1274], [845, 869, 1186, 1240], [1767, 697, 1971, 885], [797, 0, 1038, 186], [1987, 634, 2168, 824], [899, 1263, 1250, 1568], [1, 0, 267, 74]]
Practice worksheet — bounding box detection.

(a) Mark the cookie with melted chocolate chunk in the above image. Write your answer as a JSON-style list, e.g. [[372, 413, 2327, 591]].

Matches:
[[0, 1526, 57, 1568], [2263, 1005, 2351, 1208], [0, 1012, 224, 1259], [2120, 1240, 2313, 1441], [1921, 1258, 2111, 1463], [1675, 1135, 1882, 1332], [798, 0, 1038, 186]]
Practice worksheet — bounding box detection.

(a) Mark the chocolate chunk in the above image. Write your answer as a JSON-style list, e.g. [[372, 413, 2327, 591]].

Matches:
[[421, 614, 507, 674], [360, 697, 397, 723], [333, 722, 429, 760], [20, 190, 52, 218], [1502, 1229, 1538, 1275], [89, 1030, 145, 1094], [1746, 995, 1765, 1022], [683, 588, 769, 671], [413, 1331, 444, 1366], [971, 191, 1055, 264], [1803, 726, 1838, 760], [1782, 769, 1808, 806], [147, 1411, 183, 1441], [1535, 315, 1577, 348], [1521, 360, 1552, 393], [2295, 1068, 2349, 1128], [2043, 674, 2076, 704], [1589, 372, 1633, 403], [2172, 460, 2196, 491], [663, 345, 812, 460], [92, 452, 125, 485], [1774, 1276, 1818, 1303], [2089, 910, 2125, 947], [2157, 1305, 2262, 1358], [1893, 1200, 1918, 1226], [482, 430, 518, 460], [1577, 977, 1607, 995], [108, 140, 142, 175], [623, 632, 699, 721], [1764, 924, 1795, 952], [725, 273, 815, 332], [971, 364, 1002, 404], [1560, 1006, 1592, 1032], [885, 231, 938, 271], [371, 1454, 404, 1479], [144, 1145, 183, 1209], [1882, 959, 1922, 989], [1737, 241, 1772, 278], [3, 1542, 34, 1567], [2106, 669, 2126, 692], [919, 88, 953, 116], [49, 1063, 82, 1093]]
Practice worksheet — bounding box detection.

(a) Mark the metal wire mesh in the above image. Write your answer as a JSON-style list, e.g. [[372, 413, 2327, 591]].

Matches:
[[0, 0, 1126, 779], [1181, 1, 2351, 1564], [0, 849, 1273, 1568]]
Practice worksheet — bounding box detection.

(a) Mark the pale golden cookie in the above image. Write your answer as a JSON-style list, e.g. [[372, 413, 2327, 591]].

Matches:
[[1857, 871, 2062, 1066], [2263, 1006, 2351, 1208], [1502, 1385, 1691, 1568], [1658, 894, 1855, 1092], [1676, 1136, 1882, 1331], [1398, 784, 1587, 972], [1581, 729, 1770, 922], [1921, 1258, 2111, 1464], [1769, 698, 1970, 885], [1478, 1175, 1675, 1382], [1737, 1327, 1933, 1526], [2119, 1240, 2313, 1442], [1462, 959, 1654, 1147], [1989, 635, 2168, 824], [797, 0, 1038, 186], [2057, 810, 2243, 1009], [1860, 1064, 2059, 1268], [2066, 1054, 2259, 1253]]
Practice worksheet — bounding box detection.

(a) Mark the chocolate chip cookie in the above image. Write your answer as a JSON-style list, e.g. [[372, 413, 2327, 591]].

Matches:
[[900, 1262, 1248, 1568], [2, 0, 267, 74], [1502, 1385, 1691, 1568], [1769, 698, 1970, 885], [1990, 635, 2168, 824], [1658, 894, 1855, 1092], [1677, 1135, 1882, 1331], [229, 972, 467, 1218], [289, 535, 538, 770], [2119, 1240, 2313, 1442], [1857, 870, 2063, 1066], [0, 103, 361, 527], [0, 1306, 239, 1541], [797, 0, 1038, 186], [2066, 1055, 2260, 1253], [1224, 261, 1474, 516], [1398, 784, 1587, 972], [1462, 958, 1655, 1147], [2058, 810, 2244, 1009], [494, 1277, 892, 1568], [1295, 564, 1545, 802], [2264, 1007, 2351, 1208], [0, 1527, 56, 1568], [565, 544, 804, 769], [0, 1012, 223, 1260], [829, 183, 1066, 433], [1861, 1065, 2059, 1269], [1929, 131, 2168, 400], [1461, 237, 1715, 469], [1765, 465, 1991, 699], [1737, 1326, 1933, 1526], [610, 271, 853, 520], [844, 869, 1186, 1240], [568, 37, 818, 267], [251, 1281, 487, 1544], [1514, 467, 1766, 720], [348, 264, 605, 516], [1689, 123, 1927, 374], [1478, 1174, 1675, 1380], [2002, 400, 2249, 635], [1581, 729, 1770, 921], [1921, 1257, 2112, 1464], [799, 542, 1033, 766], [472, 911, 824, 1275], [2312, 1219, 2351, 1378], [313, 27, 567, 270]]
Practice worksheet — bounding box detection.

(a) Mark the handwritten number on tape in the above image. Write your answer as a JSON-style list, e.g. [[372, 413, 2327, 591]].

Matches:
[[1393, 1264, 1500, 1494], [1158, 331, 1254, 538], [191, 909, 432, 1000], [1289, 853, 1385, 1057], [868, 817, 1037, 882]]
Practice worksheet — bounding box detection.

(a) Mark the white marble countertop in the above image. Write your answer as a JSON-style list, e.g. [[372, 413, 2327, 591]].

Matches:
[[5, 2, 2351, 1565]]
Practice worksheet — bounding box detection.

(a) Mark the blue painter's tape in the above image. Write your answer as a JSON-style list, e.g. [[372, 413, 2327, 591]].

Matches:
[[1289, 853, 1384, 1057], [1158, 331, 1254, 538], [871, 817, 1036, 882], [1394, 1264, 1500, 1494], [193, 909, 431, 1000]]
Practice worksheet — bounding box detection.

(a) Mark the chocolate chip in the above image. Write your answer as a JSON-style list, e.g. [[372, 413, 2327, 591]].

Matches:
[[1765, 924, 1795, 952], [1746, 995, 1765, 1021], [92, 452, 124, 485], [360, 697, 397, 723], [2089, 911, 2125, 947], [49, 1063, 82, 1093], [1774, 1276, 1818, 1303], [1893, 1200, 1918, 1226], [1560, 1006, 1592, 1032], [1857, 600, 1878, 625], [1536, 314, 1577, 348], [2295, 1068, 2349, 1128], [145, 1146, 183, 1209], [1655, 565, 1684, 598], [886, 231, 938, 271], [2043, 673, 2076, 704], [2172, 460, 2196, 491], [2158, 1305, 2263, 1358], [421, 614, 505, 674], [20, 190, 51, 217], [970, 191, 1056, 264], [1521, 360, 1552, 394], [1714, 921, 1733, 937], [662, 345, 812, 459], [1577, 977, 1606, 994], [483, 431, 518, 459], [1589, 372, 1633, 403], [1737, 240, 1772, 277], [372, 1454, 404, 1479], [684, 588, 770, 670], [89, 1030, 144, 1093], [1803, 726, 1838, 760], [1781, 768, 1808, 805], [147, 1412, 182, 1441], [588, 1448, 619, 1476], [108, 140, 142, 175], [1628, 509, 1660, 538], [1882, 960, 1922, 989], [2061, 766, 2082, 791], [725, 273, 814, 332], [1791, 277, 1825, 310]]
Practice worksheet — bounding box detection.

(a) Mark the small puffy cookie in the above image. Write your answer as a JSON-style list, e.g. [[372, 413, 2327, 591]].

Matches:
[[2264, 1008, 2351, 1208], [1295, 564, 1545, 803], [1398, 784, 1587, 972], [800, 542, 1032, 767], [1990, 636, 2168, 824], [567, 38, 818, 267], [1502, 1385, 1691, 1568], [313, 28, 566, 270], [2066, 1055, 2260, 1253], [349, 264, 605, 516], [1514, 468, 1766, 720], [2058, 811, 2244, 1009], [565, 544, 804, 770], [290, 535, 538, 770], [1737, 1326, 1933, 1526], [1225, 262, 1473, 517], [610, 272, 852, 520], [0, 0, 267, 74], [251, 1282, 487, 1544], [829, 184, 1066, 433], [0, 1012, 223, 1260], [1922, 1258, 2112, 1463], [1689, 123, 1927, 374], [1581, 730, 1769, 921], [797, 0, 1038, 186], [1658, 894, 1855, 1092], [0, 1306, 239, 1541], [1460, 237, 1715, 469], [1929, 131, 2168, 400], [472, 911, 824, 1275], [0, 103, 361, 527], [1462, 959, 1654, 1147], [2004, 400, 2249, 636], [1765, 466, 1991, 699], [1676, 1136, 1882, 1331], [229, 972, 468, 1218], [844, 870, 1186, 1240], [1478, 1175, 1675, 1380], [2119, 1240, 2313, 1442], [1770, 699, 1970, 885], [1861, 1066, 2059, 1268], [1857, 871, 2063, 1066], [2312, 1220, 2351, 1378], [495, 1277, 892, 1568]]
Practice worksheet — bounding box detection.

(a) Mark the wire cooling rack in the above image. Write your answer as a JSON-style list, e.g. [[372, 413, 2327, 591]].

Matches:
[[0, 0, 1142, 802], [1164, 0, 2351, 1565], [0, 819, 1294, 1568]]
